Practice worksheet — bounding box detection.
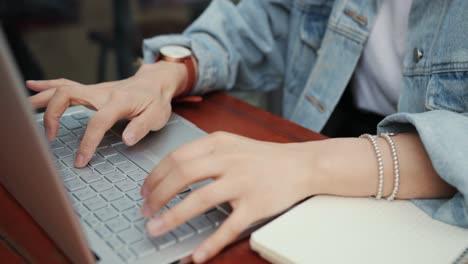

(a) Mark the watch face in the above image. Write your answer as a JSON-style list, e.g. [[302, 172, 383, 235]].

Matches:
[[160, 46, 192, 59]]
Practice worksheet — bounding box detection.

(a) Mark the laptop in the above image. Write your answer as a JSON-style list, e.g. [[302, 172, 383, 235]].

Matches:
[[0, 29, 237, 263]]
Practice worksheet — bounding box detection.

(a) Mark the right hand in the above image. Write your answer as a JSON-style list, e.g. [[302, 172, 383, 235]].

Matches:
[[28, 61, 189, 167]]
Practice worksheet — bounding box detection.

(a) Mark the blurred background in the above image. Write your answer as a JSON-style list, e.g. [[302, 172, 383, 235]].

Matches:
[[1, 0, 272, 113]]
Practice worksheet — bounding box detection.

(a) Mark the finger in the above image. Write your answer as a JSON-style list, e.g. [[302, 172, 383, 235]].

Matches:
[[145, 181, 231, 237], [75, 102, 129, 167], [122, 103, 169, 146], [29, 88, 56, 109], [43, 86, 96, 140], [141, 134, 219, 196], [142, 156, 224, 218], [26, 79, 79, 92], [193, 209, 251, 263], [43, 89, 71, 140]]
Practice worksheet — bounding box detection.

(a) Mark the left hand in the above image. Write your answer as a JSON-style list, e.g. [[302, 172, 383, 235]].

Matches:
[[140, 132, 320, 263]]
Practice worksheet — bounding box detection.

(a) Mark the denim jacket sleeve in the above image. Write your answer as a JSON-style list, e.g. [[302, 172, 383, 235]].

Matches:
[[377, 110, 468, 228], [142, 0, 291, 95]]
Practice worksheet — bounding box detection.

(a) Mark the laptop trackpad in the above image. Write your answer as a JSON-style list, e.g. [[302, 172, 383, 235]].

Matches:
[[117, 121, 206, 172]]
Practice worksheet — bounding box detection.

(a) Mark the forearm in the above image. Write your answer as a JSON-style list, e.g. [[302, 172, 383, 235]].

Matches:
[[309, 133, 456, 199]]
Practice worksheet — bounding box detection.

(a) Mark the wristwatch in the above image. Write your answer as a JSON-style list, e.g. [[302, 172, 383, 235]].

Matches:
[[157, 45, 196, 97]]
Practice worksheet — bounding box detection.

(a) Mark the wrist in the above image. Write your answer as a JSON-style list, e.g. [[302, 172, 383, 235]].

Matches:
[[311, 138, 378, 197], [156, 46, 198, 99]]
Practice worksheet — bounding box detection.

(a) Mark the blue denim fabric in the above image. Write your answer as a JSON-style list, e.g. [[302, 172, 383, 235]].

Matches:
[[142, 0, 468, 228]]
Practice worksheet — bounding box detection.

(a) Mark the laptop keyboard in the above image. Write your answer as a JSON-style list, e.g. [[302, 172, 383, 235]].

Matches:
[[37, 112, 228, 262]]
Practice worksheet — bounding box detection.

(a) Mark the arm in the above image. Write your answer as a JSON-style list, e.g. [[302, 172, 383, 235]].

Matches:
[[312, 134, 456, 199], [140, 125, 459, 262], [142, 0, 292, 94]]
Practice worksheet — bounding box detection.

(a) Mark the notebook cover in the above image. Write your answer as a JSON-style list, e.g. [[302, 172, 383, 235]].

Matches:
[[250, 196, 468, 264]]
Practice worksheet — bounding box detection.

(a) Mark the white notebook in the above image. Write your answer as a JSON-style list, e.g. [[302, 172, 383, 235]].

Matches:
[[250, 196, 468, 264]]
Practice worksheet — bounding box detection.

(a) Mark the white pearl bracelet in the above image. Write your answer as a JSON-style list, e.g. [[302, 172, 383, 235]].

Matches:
[[360, 134, 384, 199], [379, 133, 400, 201]]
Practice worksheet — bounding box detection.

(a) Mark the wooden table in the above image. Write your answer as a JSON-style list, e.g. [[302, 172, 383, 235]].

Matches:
[[0, 93, 325, 263]]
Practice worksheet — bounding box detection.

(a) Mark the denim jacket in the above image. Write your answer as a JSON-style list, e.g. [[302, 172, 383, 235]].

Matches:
[[142, 0, 468, 228]]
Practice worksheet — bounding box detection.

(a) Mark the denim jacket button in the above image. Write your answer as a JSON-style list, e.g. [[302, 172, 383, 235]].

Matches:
[[413, 48, 423, 63]]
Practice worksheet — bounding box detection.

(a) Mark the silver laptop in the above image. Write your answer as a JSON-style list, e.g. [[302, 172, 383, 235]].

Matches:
[[0, 29, 233, 263]]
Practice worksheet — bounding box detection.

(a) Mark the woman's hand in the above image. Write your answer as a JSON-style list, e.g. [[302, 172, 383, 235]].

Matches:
[[28, 61, 189, 167], [140, 132, 320, 263]]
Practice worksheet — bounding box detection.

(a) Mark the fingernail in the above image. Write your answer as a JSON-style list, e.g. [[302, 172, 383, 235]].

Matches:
[[147, 218, 165, 235], [141, 203, 152, 218], [193, 250, 207, 263], [75, 154, 85, 167], [141, 186, 149, 198], [125, 131, 136, 145]]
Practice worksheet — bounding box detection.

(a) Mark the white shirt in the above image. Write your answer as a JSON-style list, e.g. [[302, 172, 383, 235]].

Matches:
[[351, 0, 413, 116]]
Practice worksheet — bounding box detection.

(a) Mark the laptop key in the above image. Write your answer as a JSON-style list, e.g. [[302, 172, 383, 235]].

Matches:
[[206, 210, 228, 227], [151, 232, 176, 250], [94, 206, 119, 222], [126, 188, 143, 202], [112, 196, 134, 212], [69, 195, 79, 207], [122, 207, 144, 222], [59, 169, 76, 182], [64, 178, 86, 192], [94, 162, 116, 175], [106, 236, 125, 250], [107, 153, 127, 165], [83, 196, 107, 211], [188, 215, 213, 234], [97, 145, 118, 157], [71, 112, 88, 120], [98, 135, 122, 148], [166, 196, 182, 208], [134, 218, 148, 232], [55, 161, 68, 172], [61, 116, 82, 130], [67, 140, 80, 151], [115, 179, 138, 192], [101, 187, 123, 202], [117, 248, 136, 262], [127, 169, 147, 182], [89, 155, 106, 166], [61, 156, 75, 167], [73, 187, 97, 201], [79, 117, 90, 126], [53, 147, 73, 159], [118, 228, 143, 244], [105, 171, 126, 183], [83, 214, 100, 228], [59, 133, 78, 144], [95, 224, 113, 239], [172, 223, 196, 242], [72, 127, 86, 138], [179, 191, 190, 199], [74, 204, 90, 217], [106, 216, 130, 233], [50, 140, 65, 150], [80, 171, 102, 184], [71, 166, 93, 175], [57, 127, 70, 137], [180, 187, 191, 194], [130, 239, 156, 257], [116, 161, 138, 174], [90, 179, 112, 192]]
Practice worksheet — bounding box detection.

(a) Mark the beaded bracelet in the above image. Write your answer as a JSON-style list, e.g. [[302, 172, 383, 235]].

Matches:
[[379, 133, 400, 201], [359, 134, 384, 199]]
